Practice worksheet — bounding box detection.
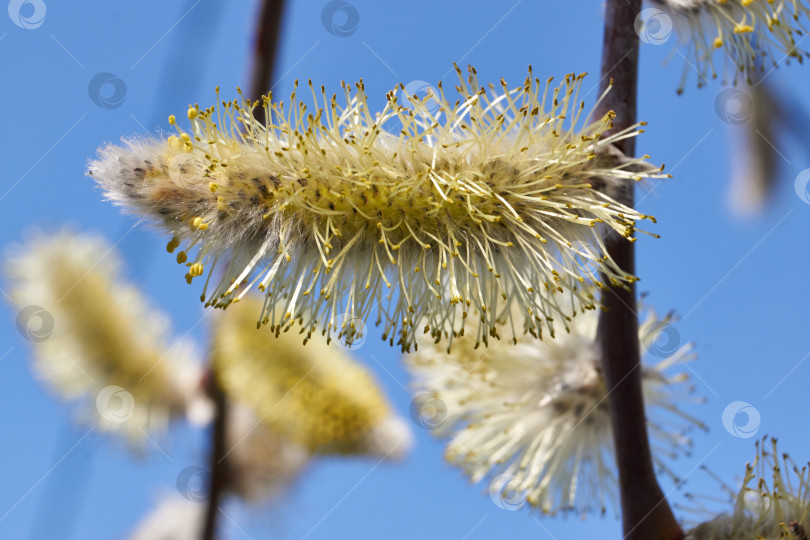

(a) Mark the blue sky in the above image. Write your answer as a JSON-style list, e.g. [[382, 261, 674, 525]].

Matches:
[[2, 1, 810, 538]]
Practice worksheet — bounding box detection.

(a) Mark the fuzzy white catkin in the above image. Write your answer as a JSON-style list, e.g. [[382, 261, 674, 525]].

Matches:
[[88, 66, 665, 352], [211, 296, 413, 458], [5, 229, 203, 445], [225, 403, 310, 502], [685, 438, 810, 539], [129, 494, 203, 540], [651, 0, 810, 92], [406, 294, 704, 516]]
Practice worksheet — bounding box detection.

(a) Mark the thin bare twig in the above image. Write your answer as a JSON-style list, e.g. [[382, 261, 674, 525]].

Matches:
[[201, 375, 228, 540], [248, 0, 286, 125], [594, 2, 683, 539]]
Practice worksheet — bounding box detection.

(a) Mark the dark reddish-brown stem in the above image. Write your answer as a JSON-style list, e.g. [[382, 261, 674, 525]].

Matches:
[[200, 2, 285, 538], [201, 376, 228, 540], [595, 2, 682, 539], [248, 0, 286, 125]]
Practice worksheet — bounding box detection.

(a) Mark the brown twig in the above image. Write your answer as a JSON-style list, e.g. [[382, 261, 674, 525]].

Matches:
[[248, 0, 286, 125], [200, 2, 286, 538], [201, 376, 228, 540], [594, 2, 683, 539], [791, 521, 808, 540]]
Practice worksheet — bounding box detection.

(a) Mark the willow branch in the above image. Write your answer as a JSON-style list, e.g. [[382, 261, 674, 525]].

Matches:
[[248, 0, 286, 124], [201, 376, 228, 540], [594, 2, 683, 539]]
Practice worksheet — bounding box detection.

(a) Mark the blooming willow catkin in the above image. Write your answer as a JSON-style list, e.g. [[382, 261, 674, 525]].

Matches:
[[88, 66, 664, 352], [225, 403, 310, 502], [405, 295, 704, 516], [130, 494, 203, 540], [211, 296, 412, 457], [4, 230, 202, 444], [653, 0, 810, 92], [685, 437, 810, 540]]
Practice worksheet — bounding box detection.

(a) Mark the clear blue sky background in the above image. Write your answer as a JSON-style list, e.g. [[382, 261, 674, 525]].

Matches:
[[2, 1, 809, 538]]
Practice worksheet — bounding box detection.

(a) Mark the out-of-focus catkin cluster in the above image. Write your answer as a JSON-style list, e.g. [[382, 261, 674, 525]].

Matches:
[[405, 292, 704, 516], [651, 0, 810, 91], [88, 66, 666, 352], [130, 405, 311, 539], [685, 437, 810, 540], [7, 229, 413, 539], [130, 301, 413, 538], [5, 230, 202, 443], [224, 402, 311, 502], [212, 296, 412, 458]]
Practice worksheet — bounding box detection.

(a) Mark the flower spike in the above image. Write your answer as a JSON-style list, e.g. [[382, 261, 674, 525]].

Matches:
[[88, 67, 665, 351]]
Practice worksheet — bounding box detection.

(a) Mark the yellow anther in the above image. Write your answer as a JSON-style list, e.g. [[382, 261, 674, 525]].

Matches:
[[168, 135, 182, 151], [166, 237, 180, 253], [192, 217, 208, 231]]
